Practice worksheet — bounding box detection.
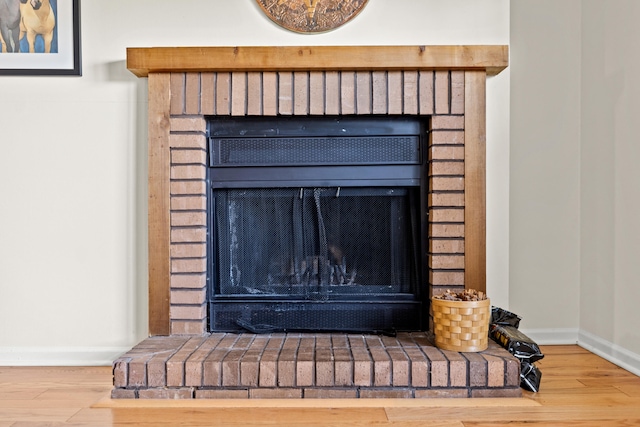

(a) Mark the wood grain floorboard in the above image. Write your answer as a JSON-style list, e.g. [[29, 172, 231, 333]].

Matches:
[[0, 346, 639, 426]]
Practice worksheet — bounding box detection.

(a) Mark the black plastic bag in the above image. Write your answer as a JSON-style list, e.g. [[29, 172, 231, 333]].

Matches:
[[520, 361, 542, 392], [489, 324, 545, 363], [490, 306, 522, 328]]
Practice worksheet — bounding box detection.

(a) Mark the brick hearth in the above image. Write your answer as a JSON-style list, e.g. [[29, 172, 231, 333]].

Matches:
[[112, 333, 521, 399]]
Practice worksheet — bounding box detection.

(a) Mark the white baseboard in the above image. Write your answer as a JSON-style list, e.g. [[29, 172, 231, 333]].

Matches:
[[519, 328, 579, 345], [577, 330, 640, 377], [0, 347, 130, 366], [517, 328, 640, 377]]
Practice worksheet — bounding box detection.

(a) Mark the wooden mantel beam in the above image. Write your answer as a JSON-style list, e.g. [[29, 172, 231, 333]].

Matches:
[[127, 45, 508, 77]]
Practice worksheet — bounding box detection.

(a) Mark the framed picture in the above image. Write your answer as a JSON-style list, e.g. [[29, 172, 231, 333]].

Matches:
[[0, 0, 81, 76]]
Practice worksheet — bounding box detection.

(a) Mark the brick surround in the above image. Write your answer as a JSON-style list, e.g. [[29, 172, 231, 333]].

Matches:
[[116, 46, 512, 399], [167, 69, 470, 335]]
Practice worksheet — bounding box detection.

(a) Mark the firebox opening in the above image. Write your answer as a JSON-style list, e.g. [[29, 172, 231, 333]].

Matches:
[[207, 116, 428, 333]]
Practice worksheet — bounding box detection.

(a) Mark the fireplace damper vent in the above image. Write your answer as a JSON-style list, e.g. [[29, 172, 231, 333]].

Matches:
[[207, 117, 427, 333]]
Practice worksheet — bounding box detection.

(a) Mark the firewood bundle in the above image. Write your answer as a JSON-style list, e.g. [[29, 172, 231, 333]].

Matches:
[[432, 289, 487, 301]]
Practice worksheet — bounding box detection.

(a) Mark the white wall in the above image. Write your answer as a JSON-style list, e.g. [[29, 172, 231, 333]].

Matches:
[[0, 0, 510, 365], [509, 1, 582, 334], [511, 0, 640, 375], [579, 0, 640, 366]]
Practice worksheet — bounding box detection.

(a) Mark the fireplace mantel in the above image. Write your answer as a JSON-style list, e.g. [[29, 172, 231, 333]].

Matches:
[[127, 45, 508, 76], [127, 45, 508, 336]]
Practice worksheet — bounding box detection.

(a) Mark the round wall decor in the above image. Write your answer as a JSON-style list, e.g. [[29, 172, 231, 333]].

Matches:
[[255, 0, 369, 34]]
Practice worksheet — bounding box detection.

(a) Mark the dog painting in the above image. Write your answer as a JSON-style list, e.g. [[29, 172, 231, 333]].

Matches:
[[0, 0, 56, 53], [0, 0, 21, 52]]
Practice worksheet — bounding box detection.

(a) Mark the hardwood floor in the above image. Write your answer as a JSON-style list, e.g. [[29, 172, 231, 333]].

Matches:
[[1, 345, 639, 426]]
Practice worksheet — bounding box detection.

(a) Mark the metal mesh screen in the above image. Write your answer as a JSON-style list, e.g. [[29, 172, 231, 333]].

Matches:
[[213, 187, 416, 298], [211, 136, 420, 166]]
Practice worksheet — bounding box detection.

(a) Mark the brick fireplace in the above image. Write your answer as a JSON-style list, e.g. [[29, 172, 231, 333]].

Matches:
[[112, 45, 518, 399]]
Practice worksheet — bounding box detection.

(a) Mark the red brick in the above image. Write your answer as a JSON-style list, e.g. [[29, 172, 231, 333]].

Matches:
[[249, 388, 302, 399], [387, 71, 403, 114], [184, 334, 225, 386], [441, 350, 468, 387], [113, 359, 129, 388], [356, 71, 372, 114], [352, 348, 373, 387], [170, 273, 206, 289], [171, 196, 206, 211], [247, 72, 262, 116], [170, 243, 206, 258], [403, 71, 419, 115], [370, 348, 391, 387], [262, 72, 277, 116], [171, 258, 206, 274], [359, 388, 413, 399], [309, 71, 324, 115], [431, 115, 464, 130], [430, 177, 465, 191], [304, 389, 358, 398], [428, 193, 465, 208], [294, 72, 309, 115], [170, 289, 206, 305], [196, 389, 249, 399], [429, 161, 465, 176], [431, 130, 464, 145], [278, 71, 293, 115], [434, 71, 450, 114], [278, 349, 297, 387], [259, 351, 279, 387], [167, 336, 208, 387], [387, 348, 409, 387], [222, 349, 245, 387], [185, 73, 201, 115], [171, 228, 206, 244], [430, 239, 465, 254], [466, 353, 488, 387], [170, 165, 206, 180], [201, 72, 215, 115], [418, 70, 434, 115], [372, 71, 388, 114], [330, 346, 351, 386], [171, 211, 206, 227], [171, 180, 206, 196], [483, 354, 505, 387], [111, 388, 137, 399], [231, 72, 247, 116], [170, 73, 185, 114], [450, 71, 465, 114], [203, 348, 227, 387], [421, 346, 448, 387], [429, 224, 465, 238], [403, 348, 428, 387], [415, 388, 469, 398], [296, 351, 315, 387], [170, 320, 207, 336], [170, 117, 206, 133], [171, 150, 207, 165], [170, 304, 206, 320], [138, 387, 193, 399], [325, 71, 340, 115], [429, 209, 465, 223], [429, 271, 465, 286], [340, 71, 356, 115], [315, 347, 334, 387], [169, 133, 206, 149], [428, 255, 465, 270], [429, 146, 464, 161], [215, 72, 231, 115]]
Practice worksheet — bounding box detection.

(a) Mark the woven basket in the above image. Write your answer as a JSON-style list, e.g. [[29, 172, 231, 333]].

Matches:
[[431, 297, 490, 352]]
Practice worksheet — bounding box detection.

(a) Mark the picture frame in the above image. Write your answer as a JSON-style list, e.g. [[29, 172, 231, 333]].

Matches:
[[0, 0, 81, 76]]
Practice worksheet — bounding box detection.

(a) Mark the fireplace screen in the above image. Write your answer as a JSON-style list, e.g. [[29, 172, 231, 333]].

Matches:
[[207, 117, 426, 333]]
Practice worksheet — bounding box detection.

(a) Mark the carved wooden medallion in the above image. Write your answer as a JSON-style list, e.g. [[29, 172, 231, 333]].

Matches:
[[255, 0, 369, 34]]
